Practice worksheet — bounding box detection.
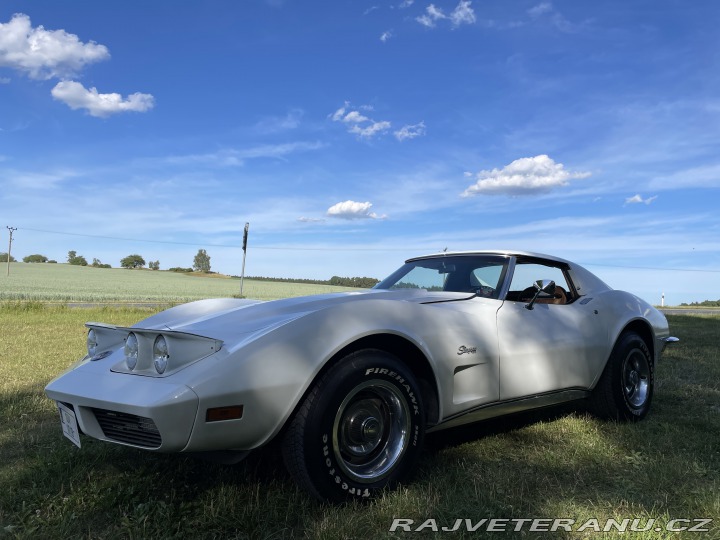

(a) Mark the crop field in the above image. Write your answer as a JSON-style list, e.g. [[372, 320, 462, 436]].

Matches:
[[0, 304, 718, 539], [0, 263, 357, 303]]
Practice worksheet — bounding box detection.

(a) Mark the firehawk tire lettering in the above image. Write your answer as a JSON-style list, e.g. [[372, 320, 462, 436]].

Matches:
[[282, 349, 426, 502]]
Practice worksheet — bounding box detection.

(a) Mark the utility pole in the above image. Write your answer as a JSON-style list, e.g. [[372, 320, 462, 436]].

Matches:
[[240, 222, 249, 297], [6, 226, 17, 276]]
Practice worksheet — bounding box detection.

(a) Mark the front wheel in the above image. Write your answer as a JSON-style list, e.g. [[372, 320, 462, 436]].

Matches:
[[588, 332, 654, 421], [282, 349, 425, 502]]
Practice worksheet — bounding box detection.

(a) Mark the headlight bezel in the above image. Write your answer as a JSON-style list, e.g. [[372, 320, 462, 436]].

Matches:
[[124, 332, 139, 370], [153, 335, 170, 374], [86, 329, 98, 358], [82, 323, 222, 377]]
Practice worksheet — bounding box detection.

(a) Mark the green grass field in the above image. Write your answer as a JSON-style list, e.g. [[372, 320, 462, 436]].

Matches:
[[0, 263, 358, 303], [0, 303, 718, 539]]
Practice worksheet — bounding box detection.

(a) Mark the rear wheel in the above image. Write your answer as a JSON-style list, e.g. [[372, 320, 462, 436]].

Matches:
[[282, 349, 425, 502], [588, 332, 654, 421]]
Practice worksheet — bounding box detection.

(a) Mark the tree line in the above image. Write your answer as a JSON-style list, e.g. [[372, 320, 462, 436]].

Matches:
[[2, 249, 378, 288], [2, 248, 211, 273], [245, 275, 379, 288], [680, 299, 720, 307]]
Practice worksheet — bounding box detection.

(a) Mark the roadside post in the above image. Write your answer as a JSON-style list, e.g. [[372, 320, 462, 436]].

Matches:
[[240, 223, 249, 297]]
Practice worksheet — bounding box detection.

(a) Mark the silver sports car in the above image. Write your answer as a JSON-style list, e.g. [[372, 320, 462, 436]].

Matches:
[[45, 250, 678, 502]]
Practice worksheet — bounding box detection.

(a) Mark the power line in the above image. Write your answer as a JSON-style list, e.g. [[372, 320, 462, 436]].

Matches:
[[581, 262, 720, 274], [17, 226, 403, 251]]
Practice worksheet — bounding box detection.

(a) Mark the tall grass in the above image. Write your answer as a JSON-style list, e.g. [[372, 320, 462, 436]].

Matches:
[[0, 263, 358, 303], [0, 308, 718, 539]]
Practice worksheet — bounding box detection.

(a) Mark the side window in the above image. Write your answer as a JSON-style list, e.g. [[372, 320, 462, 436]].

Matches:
[[388, 266, 446, 291], [507, 262, 573, 304], [470, 265, 504, 298]]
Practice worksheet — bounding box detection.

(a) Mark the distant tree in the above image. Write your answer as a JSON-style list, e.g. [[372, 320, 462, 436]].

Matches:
[[0, 252, 16, 263], [680, 299, 720, 307], [47, 260, 57, 264], [120, 254, 146, 269], [23, 254, 49, 263], [193, 249, 211, 273], [67, 250, 88, 266], [148, 260, 160, 271], [329, 276, 380, 288], [92, 258, 111, 269], [168, 267, 193, 273]]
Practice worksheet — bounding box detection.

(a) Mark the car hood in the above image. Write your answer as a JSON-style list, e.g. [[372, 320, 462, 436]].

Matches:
[[132, 289, 471, 342]]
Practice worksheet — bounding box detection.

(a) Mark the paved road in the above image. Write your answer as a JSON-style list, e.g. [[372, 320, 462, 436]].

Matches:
[[660, 308, 720, 315], [65, 302, 170, 309]]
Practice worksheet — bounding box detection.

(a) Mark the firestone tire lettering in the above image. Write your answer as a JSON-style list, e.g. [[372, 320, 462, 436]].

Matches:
[[282, 349, 426, 502]]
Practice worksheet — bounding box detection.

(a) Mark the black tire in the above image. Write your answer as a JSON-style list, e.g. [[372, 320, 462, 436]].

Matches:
[[282, 349, 425, 502], [588, 332, 654, 421]]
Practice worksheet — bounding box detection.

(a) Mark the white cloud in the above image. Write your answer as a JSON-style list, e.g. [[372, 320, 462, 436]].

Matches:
[[625, 194, 658, 205], [399, 0, 415, 7], [649, 163, 720, 190], [380, 31, 393, 42], [331, 102, 424, 142], [526, 2, 579, 32], [349, 121, 391, 138], [416, 4, 445, 27], [343, 110, 371, 124], [254, 109, 303, 134], [327, 200, 387, 220], [2, 167, 78, 190], [394, 121, 426, 141], [461, 155, 591, 197], [330, 102, 393, 139], [0, 14, 109, 80], [164, 141, 325, 167], [51, 80, 154, 117], [330, 103, 348, 122], [417, 1, 475, 28], [528, 2, 553, 18], [297, 216, 326, 223], [450, 1, 476, 26], [0, 76, 10, 84]]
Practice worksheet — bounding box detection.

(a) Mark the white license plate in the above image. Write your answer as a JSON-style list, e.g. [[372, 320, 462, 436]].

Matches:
[[57, 402, 81, 448]]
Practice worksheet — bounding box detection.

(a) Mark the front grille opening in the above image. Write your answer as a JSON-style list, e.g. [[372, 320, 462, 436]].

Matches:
[[92, 409, 162, 448]]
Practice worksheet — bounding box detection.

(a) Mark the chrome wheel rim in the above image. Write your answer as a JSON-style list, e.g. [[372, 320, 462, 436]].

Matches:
[[332, 380, 411, 483], [622, 348, 650, 408]]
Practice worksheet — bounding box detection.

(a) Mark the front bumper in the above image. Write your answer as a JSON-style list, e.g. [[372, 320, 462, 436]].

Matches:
[[45, 367, 199, 452]]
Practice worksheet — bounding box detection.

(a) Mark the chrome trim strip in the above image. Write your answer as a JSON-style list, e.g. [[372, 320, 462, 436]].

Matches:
[[427, 388, 589, 433]]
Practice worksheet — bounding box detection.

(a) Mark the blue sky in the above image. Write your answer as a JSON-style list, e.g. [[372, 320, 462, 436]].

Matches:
[[1, 0, 718, 305]]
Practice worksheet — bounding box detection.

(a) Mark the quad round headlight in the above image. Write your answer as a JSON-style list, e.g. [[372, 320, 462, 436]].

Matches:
[[87, 329, 98, 357], [153, 335, 169, 374], [125, 332, 139, 370]]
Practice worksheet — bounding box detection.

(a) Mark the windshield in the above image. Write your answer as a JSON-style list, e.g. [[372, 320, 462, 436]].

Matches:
[[374, 255, 509, 299]]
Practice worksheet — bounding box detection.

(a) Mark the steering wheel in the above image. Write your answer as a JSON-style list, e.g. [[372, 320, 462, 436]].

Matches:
[[474, 285, 495, 298]]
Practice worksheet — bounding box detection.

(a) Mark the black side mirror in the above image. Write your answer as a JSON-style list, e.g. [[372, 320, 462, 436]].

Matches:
[[525, 279, 556, 310]]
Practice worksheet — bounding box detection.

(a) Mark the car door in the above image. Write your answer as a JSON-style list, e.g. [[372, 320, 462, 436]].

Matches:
[[496, 259, 608, 400]]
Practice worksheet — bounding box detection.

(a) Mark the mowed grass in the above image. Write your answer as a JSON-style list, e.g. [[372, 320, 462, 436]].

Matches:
[[1, 306, 719, 539], [0, 263, 358, 302]]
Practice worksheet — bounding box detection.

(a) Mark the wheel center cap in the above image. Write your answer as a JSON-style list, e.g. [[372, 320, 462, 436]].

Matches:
[[629, 371, 639, 386], [362, 417, 381, 441]]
